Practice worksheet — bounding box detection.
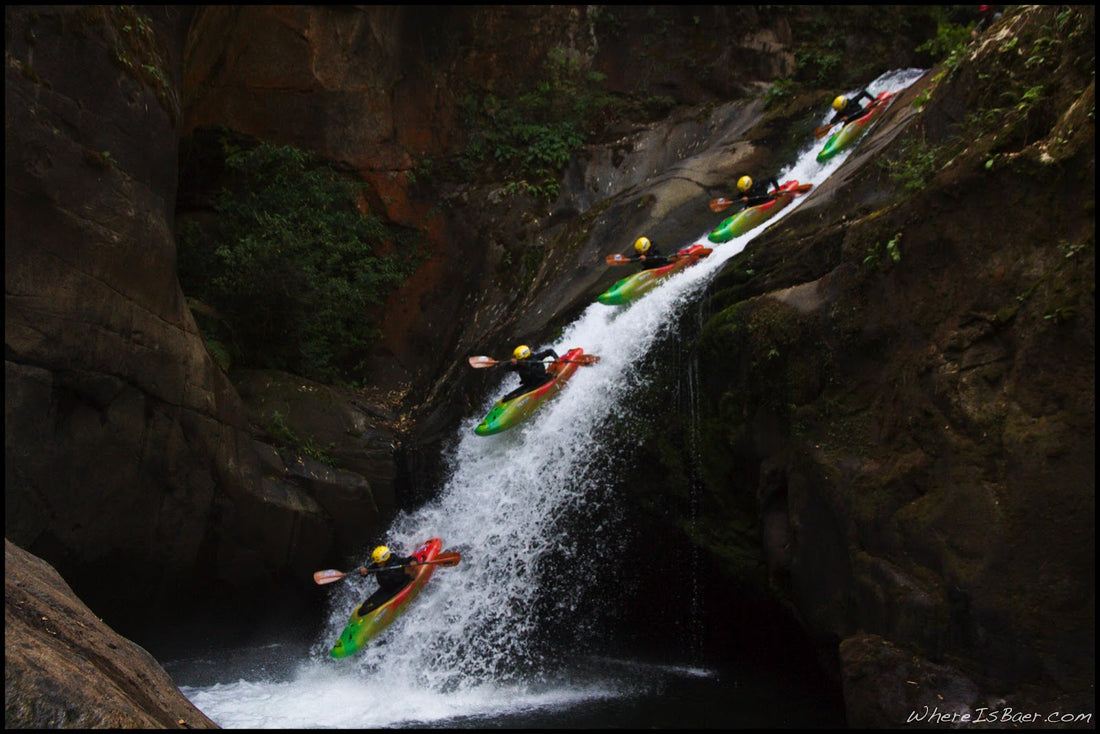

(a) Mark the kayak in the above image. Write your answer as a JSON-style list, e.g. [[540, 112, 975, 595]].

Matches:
[[330, 537, 442, 659], [707, 180, 810, 243], [597, 245, 712, 305], [817, 91, 896, 163], [475, 347, 588, 436]]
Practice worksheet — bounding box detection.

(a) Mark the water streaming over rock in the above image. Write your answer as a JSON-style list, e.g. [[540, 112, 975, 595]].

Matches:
[[177, 69, 926, 729]]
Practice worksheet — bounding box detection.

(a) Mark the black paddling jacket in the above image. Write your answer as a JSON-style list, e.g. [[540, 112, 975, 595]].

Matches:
[[505, 348, 560, 387], [640, 245, 670, 270], [829, 89, 876, 126], [742, 177, 781, 207], [371, 555, 417, 593]]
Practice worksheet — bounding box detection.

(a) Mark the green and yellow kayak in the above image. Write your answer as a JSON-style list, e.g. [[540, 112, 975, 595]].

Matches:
[[707, 181, 811, 244], [817, 91, 896, 163], [597, 245, 711, 306], [474, 348, 592, 436], [330, 537, 442, 659]]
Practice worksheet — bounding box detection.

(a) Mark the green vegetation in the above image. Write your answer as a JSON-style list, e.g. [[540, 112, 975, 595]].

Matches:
[[81, 147, 116, 170], [910, 86, 932, 110], [456, 47, 611, 200], [786, 7, 948, 89], [915, 9, 972, 74], [877, 135, 941, 193], [863, 233, 903, 267], [888, 0, 1086, 201], [1059, 239, 1088, 262], [80, 6, 178, 122], [453, 45, 677, 201], [266, 410, 337, 465], [959, 8, 1087, 149], [764, 78, 797, 107], [794, 44, 843, 88], [177, 139, 423, 385]]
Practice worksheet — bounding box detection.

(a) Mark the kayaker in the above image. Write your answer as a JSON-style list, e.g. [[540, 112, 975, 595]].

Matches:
[[736, 175, 781, 207], [500, 344, 560, 402], [633, 236, 670, 270], [829, 89, 876, 127], [356, 545, 419, 613]]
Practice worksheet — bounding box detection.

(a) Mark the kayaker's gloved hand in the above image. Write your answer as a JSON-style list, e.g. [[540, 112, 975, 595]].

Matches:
[[358, 566, 369, 576]]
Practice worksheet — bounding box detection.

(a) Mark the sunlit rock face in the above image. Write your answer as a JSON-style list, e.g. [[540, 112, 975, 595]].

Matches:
[[5, 540, 219, 729]]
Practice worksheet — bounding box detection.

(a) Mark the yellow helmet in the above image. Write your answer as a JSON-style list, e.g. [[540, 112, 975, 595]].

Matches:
[[634, 236, 652, 254], [371, 546, 391, 564], [832, 95, 848, 112], [513, 345, 532, 360], [737, 176, 753, 193]]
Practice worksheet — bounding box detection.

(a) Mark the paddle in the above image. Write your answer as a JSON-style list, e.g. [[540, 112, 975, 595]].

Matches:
[[605, 248, 713, 266], [709, 196, 749, 214], [708, 197, 746, 214], [467, 354, 601, 369], [708, 183, 813, 212], [814, 120, 841, 139], [313, 551, 462, 585], [704, 196, 748, 213]]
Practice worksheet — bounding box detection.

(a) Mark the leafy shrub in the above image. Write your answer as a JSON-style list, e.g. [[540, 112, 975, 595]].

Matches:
[[877, 135, 942, 194], [795, 47, 842, 87], [764, 78, 797, 107], [177, 140, 422, 385], [457, 46, 617, 200], [915, 14, 972, 63]]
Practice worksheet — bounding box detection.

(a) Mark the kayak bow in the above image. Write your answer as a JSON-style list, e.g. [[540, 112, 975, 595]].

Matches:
[[474, 347, 591, 436], [707, 181, 810, 244], [597, 245, 711, 305]]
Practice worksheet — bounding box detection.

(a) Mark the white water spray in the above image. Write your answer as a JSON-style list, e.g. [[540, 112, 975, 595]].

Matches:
[[180, 69, 925, 728]]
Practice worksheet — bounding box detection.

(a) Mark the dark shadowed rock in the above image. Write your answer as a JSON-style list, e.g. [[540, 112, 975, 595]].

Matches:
[[688, 5, 1094, 723], [4, 5, 338, 624]]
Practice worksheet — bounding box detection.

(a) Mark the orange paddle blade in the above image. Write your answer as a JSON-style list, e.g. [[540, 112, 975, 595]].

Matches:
[[605, 254, 635, 265], [313, 569, 351, 585], [468, 356, 499, 369], [432, 551, 462, 567], [673, 247, 712, 261]]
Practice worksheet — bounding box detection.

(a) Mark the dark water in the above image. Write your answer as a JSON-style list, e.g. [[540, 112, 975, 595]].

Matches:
[[420, 661, 847, 729], [148, 604, 845, 729], [160, 639, 845, 729]]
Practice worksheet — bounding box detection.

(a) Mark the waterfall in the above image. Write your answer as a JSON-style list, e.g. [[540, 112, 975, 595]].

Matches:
[[178, 68, 926, 729]]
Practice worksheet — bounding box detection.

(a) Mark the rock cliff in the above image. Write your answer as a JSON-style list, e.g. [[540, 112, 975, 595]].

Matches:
[[5, 4, 1092, 728], [644, 6, 1094, 725]]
